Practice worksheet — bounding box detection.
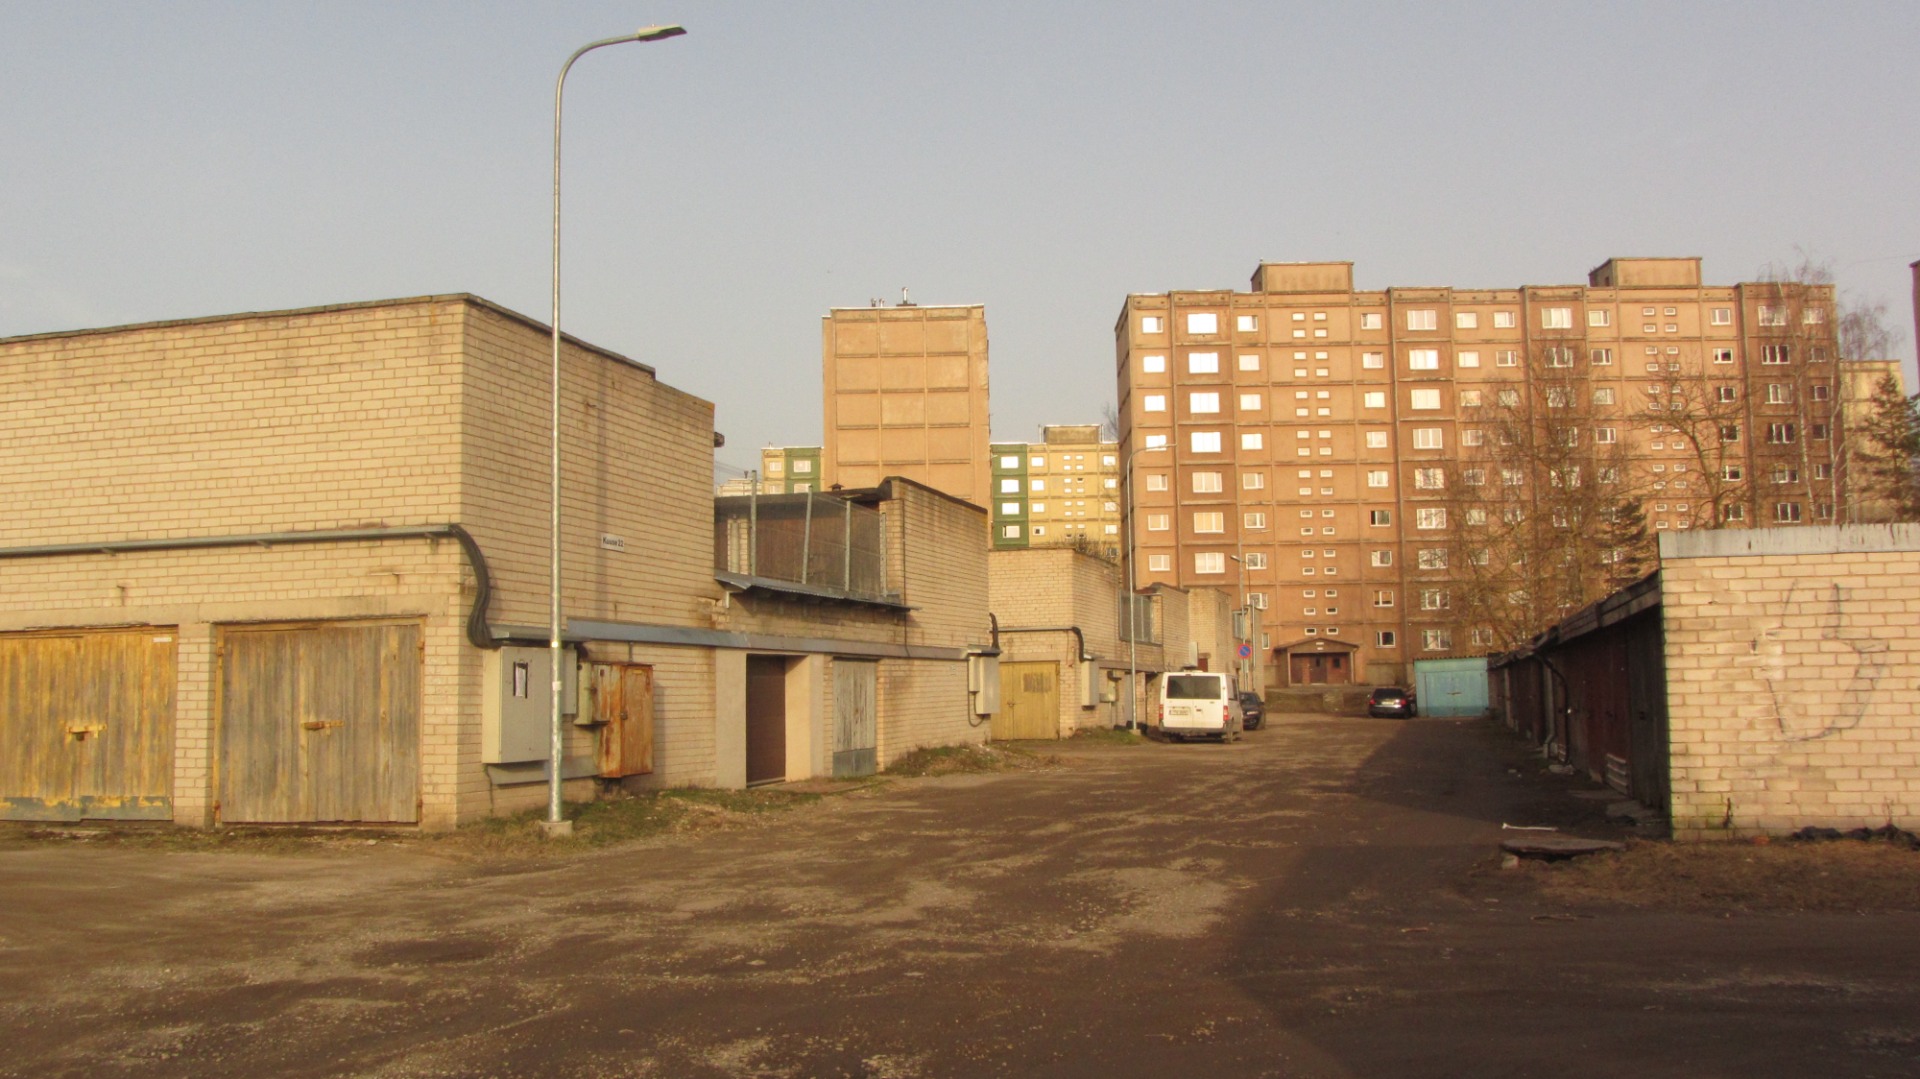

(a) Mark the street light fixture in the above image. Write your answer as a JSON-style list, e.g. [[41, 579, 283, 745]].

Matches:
[[546, 24, 686, 836], [1124, 441, 1167, 730]]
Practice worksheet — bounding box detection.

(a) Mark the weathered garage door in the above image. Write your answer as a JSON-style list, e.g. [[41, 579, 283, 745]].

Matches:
[[218, 621, 421, 823], [994, 661, 1059, 740], [591, 663, 654, 778], [832, 659, 877, 778], [0, 628, 176, 821]]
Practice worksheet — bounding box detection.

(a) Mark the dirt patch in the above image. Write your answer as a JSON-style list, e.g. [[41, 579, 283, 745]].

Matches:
[[883, 742, 1056, 777], [1525, 836, 1920, 913]]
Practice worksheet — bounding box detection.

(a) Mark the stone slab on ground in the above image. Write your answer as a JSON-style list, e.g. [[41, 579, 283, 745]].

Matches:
[[1502, 834, 1628, 859]]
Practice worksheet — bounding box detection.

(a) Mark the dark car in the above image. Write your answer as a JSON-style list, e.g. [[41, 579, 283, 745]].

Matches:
[[1367, 686, 1416, 719], [1237, 691, 1266, 730]]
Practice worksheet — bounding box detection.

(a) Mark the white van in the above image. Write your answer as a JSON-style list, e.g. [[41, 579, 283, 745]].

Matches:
[[1158, 669, 1244, 742]]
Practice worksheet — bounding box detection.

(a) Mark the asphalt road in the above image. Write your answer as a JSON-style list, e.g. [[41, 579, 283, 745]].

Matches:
[[4, 713, 1919, 1078]]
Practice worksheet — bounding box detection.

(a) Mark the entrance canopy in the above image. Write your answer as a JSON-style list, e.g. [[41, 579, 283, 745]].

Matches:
[[1273, 637, 1359, 687]]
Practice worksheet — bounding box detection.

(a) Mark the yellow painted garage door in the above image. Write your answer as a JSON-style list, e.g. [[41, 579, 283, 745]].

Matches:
[[0, 628, 176, 821], [994, 661, 1060, 741]]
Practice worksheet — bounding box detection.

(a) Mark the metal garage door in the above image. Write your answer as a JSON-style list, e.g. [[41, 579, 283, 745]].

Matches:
[[832, 659, 877, 778], [0, 628, 176, 821], [217, 621, 421, 823], [994, 661, 1059, 740]]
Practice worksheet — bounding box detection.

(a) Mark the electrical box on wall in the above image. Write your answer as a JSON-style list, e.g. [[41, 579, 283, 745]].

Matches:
[[1100, 669, 1121, 704], [967, 649, 1000, 716], [1080, 659, 1099, 708], [481, 645, 580, 763]]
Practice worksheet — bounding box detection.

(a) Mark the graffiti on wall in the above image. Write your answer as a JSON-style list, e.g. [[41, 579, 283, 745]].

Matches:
[[1751, 580, 1889, 741]]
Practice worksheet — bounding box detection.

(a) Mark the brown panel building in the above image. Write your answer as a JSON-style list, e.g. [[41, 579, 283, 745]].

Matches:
[[1118, 258, 1851, 687], [823, 304, 990, 507]]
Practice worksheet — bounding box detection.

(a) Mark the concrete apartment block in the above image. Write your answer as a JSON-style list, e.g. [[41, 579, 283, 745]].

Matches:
[[1119, 257, 1859, 690], [989, 426, 1123, 556], [2, 298, 992, 829], [1659, 525, 1920, 838], [823, 304, 990, 507]]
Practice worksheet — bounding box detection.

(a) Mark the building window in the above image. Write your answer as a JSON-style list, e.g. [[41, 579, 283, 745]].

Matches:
[[1188, 352, 1220, 374], [1713, 385, 1736, 403], [1236, 314, 1258, 332], [1242, 472, 1265, 490], [1191, 471, 1223, 493], [1366, 431, 1389, 449], [999, 502, 1020, 515], [1377, 630, 1397, 647], [1590, 348, 1613, 366], [1237, 354, 1262, 373], [1541, 307, 1573, 329], [1239, 392, 1263, 411], [1030, 479, 1046, 492], [1001, 525, 1021, 539], [1720, 504, 1745, 523], [1463, 468, 1486, 485], [1031, 527, 1046, 537], [1187, 313, 1219, 334], [1420, 588, 1450, 611], [1422, 629, 1453, 652], [1417, 548, 1448, 569], [1193, 512, 1224, 534], [1811, 423, 1829, 441], [1720, 424, 1741, 443], [1146, 554, 1171, 572], [1142, 354, 1166, 373], [1810, 384, 1830, 402], [1546, 347, 1575, 368], [1593, 387, 1616, 406], [1415, 467, 1445, 489], [1412, 428, 1443, 450], [1761, 344, 1791, 365], [1145, 473, 1169, 492], [1189, 392, 1220, 413], [1766, 384, 1793, 404], [1456, 311, 1479, 330], [1360, 312, 1383, 330], [1367, 469, 1390, 488], [1772, 466, 1800, 485], [1364, 391, 1387, 409], [1409, 348, 1440, 370], [1406, 309, 1437, 331], [1241, 432, 1265, 450], [1371, 550, 1393, 567], [1143, 394, 1167, 412], [1595, 427, 1617, 444], [1373, 590, 1395, 608], [1457, 350, 1482, 369], [1493, 311, 1516, 328], [1766, 423, 1797, 444], [1460, 389, 1483, 407], [1757, 305, 1788, 327], [1410, 389, 1442, 410], [1588, 309, 1611, 327], [1774, 502, 1802, 523], [1245, 552, 1268, 569], [1813, 463, 1833, 480], [1191, 431, 1222, 453], [1195, 552, 1226, 574], [1461, 429, 1484, 447], [1244, 512, 1267, 530], [1140, 316, 1164, 333], [1814, 503, 1835, 520], [999, 479, 1020, 494], [1362, 351, 1385, 369], [1416, 507, 1447, 530], [1496, 350, 1519, 367], [1370, 510, 1392, 526]]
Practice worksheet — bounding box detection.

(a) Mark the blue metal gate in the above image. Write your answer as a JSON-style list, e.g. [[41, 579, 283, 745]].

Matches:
[[1413, 657, 1489, 717]]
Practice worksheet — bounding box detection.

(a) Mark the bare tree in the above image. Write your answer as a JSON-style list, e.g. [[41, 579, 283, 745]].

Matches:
[[1439, 363, 1654, 652]]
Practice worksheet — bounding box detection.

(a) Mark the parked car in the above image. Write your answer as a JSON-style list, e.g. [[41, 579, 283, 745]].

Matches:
[[1158, 670, 1244, 742], [1237, 691, 1266, 730], [1367, 686, 1416, 719]]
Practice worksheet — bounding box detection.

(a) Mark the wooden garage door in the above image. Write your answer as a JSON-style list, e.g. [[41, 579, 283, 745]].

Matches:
[[217, 621, 421, 823], [592, 663, 654, 779], [994, 661, 1059, 741], [832, 659, 877, 779], [0, 629, 176, 821]]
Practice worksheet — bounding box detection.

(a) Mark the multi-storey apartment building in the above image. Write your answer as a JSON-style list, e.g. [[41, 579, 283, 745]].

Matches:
[[823, 303, 990, 507], [1118, 257, 1849, 687], [757, 445, 824, 493], [989, 425, 1123, 557]]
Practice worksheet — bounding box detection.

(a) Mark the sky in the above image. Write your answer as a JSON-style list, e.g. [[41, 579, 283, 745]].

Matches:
[[4, 1, 1917, 481]]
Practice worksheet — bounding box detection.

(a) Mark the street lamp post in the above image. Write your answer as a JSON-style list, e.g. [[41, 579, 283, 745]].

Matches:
[[546, 24, 686, 836], [1124, 442, 1167, 730]]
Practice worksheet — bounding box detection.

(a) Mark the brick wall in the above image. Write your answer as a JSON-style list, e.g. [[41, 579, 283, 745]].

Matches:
[[1660, 525, 1920, 838]]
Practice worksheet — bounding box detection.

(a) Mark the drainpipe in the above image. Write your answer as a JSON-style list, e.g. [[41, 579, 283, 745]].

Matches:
[[0, 523, 500, 650]]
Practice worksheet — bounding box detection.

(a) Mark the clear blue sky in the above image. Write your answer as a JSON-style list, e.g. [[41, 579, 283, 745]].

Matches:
[[5, 2, 1916, 479]]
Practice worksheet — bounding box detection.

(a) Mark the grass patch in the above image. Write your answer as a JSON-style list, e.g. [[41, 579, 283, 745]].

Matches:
[[886, 742, 1050, 777], [1534, 836, 1920, 913], [1069, 727, 1146, 747]]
